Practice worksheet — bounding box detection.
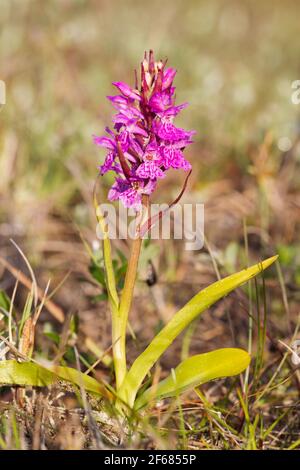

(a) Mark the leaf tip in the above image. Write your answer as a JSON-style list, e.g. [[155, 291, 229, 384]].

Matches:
[[262, 254, 278, 270], [240, 349, 251, 368]]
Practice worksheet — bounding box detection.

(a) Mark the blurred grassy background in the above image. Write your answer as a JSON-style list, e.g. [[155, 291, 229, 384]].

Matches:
[[0, 0, 299, 318], [0, 0, 299, 335], [1, 2, 299, 223], [0, 0, 299, 330], [1, 0, 299, 225]]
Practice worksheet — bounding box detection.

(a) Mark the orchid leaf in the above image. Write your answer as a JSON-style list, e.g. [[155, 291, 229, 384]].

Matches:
[[0, 360, 111, 399], [119, 256, 277, 407], [134, 348, 250, 409]]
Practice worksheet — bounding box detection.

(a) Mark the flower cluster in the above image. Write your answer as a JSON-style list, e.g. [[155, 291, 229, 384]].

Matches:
[[94, 50, 195, 209]]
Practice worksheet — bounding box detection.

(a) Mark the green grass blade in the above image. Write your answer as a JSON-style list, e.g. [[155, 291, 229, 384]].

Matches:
[[135, 348, 250, 409], [0, 360, 110, 398], [120, 256, 277, 407]]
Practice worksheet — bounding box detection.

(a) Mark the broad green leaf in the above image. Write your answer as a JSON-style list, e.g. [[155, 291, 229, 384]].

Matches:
[[134, 348, 250, 410], [119, 256, 277, 407], [0, 360, 111, 399]]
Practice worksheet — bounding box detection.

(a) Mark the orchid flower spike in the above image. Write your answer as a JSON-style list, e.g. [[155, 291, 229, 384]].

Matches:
[[94, 50, 195, 210]]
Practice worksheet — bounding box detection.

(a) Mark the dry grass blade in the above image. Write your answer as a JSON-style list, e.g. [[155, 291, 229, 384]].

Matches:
[[0, 256, 64, 323], [9, 239, 38, 309]]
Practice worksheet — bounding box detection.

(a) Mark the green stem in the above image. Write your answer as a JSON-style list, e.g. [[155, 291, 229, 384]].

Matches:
[[116, 195, 149, 390]]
